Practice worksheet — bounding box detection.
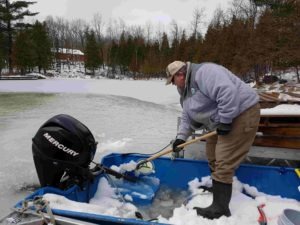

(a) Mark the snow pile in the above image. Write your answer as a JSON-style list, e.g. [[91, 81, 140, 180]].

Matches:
[[261, 104, 300, 115], [43, 175, 300, 225], [43, 178, 137, 218]]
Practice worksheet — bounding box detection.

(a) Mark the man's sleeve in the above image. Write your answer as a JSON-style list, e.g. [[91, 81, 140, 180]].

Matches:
[[177, 108, 193, 141]]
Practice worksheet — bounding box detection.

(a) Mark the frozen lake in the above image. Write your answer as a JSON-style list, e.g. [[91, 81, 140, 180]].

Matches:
[[0, 78, 181, 218]]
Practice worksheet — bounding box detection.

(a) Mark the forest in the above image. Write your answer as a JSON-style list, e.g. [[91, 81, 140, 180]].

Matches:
[[0, 0, 299, 83]]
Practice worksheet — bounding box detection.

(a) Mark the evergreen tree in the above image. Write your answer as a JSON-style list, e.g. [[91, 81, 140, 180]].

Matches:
[[142, 40, 160, 76], [178, 30, 188, 61], [31, 21, 52, 73], [0, 0, 38, 73], [130, 36, 145, 75], [160, 32, 170, 69], [186, 32, 197, 62], [84, 30, 101, 75], [124, 34, 135, 75], [289, 0, 300, 82], [232, 19, 254, 78], [0, 32, 6, 74], [271, 0, 299, 74], [200, 23, 222, 63], [170, 37, 180, 61], [118, 31, 128, 74], [109, 40, 119, 75], [13, 29, 35, 74]]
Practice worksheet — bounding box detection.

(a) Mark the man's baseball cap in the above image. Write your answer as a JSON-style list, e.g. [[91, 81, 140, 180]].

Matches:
[[165, 61, 185, 85]]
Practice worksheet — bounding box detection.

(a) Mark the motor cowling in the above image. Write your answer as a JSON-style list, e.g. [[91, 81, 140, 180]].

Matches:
[[32, 114, 97, 189]]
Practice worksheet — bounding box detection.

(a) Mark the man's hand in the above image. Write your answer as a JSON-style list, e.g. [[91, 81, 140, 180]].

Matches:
[[216, 123, 232, 135], [172, 139, 186, 153]]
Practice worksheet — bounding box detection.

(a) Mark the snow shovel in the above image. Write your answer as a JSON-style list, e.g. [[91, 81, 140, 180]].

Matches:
[[135, 131, 217, 173], [101, 131, 217, 205]]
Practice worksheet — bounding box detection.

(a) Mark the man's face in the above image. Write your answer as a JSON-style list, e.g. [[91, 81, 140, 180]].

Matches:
[[172, 71, 185, 89]]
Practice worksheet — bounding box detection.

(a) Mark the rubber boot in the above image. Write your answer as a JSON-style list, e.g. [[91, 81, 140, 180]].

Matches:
[[194, 180, 232, 219]]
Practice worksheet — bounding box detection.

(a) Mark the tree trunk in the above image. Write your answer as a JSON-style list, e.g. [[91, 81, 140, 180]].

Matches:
[[6, 0, 13, 74], [296, 66, 300, 83], [254, 64, 261, 86]]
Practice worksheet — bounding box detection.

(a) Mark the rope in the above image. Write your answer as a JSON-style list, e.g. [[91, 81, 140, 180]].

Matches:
[[13, 196, 56, 225]]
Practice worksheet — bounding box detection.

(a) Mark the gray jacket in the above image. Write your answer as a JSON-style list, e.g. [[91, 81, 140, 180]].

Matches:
[[177, 62, 259, 141]]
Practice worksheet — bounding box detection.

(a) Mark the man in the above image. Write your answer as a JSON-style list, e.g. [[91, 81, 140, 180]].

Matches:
[[166, 61, 260, 219]]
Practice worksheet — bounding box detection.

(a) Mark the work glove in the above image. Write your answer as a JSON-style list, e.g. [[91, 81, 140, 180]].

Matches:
[[172, 139, 186, 153], [216, 123, 232, 135]]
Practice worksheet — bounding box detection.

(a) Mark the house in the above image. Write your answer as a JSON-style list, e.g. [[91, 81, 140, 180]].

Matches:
[[52, 48, 85, 62]]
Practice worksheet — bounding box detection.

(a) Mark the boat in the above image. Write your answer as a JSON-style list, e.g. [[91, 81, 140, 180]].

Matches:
[[1, 152, 299, 225], [1, 114, 299, 225]]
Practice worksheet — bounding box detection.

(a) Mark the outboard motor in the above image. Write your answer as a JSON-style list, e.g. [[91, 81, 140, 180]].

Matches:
[[32, 114, 98, 189]]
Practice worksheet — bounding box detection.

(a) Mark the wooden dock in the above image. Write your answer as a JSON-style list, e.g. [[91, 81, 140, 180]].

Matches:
[[254, 114, 300, 149], [256, 91, 300, 149], [0, 75, 46, 80]]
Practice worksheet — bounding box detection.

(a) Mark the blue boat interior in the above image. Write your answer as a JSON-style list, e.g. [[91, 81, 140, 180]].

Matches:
[[102, 153, 300, 200], [15, 153, 300, 224]]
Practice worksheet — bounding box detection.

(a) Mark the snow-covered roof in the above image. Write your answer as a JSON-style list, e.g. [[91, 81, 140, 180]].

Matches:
[[52, 48, 84, 55]]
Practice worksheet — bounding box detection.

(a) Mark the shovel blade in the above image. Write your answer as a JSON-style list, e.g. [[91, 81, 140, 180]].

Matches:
[[109, 175, 160, 205]]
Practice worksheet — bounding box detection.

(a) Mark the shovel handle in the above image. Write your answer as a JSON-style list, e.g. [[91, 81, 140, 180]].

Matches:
[[145, 131, 217, 162]]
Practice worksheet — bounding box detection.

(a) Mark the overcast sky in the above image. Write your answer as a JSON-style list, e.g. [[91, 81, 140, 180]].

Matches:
[[30, 0, 232, 34]]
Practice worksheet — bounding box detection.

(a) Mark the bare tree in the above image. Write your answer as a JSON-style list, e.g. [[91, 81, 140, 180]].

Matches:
[[45, 16, 59, 48], [145, 21, 153, 43], [64, 20, 73, 48], [105, 18, 127, 41], [70, 19, 88, 49], [210, 7, 227, 28], [155, 22, 166, 46], [170, 19, 180, 42], [190, 7, 206, 37], [91, 13, 105, 42], [118, 18, 127, 38], [45, 17, 71, 71], [55, 17, 69, 49], [106, 19, 114, 41], [230, 0, 265, 27], [130, 25, 144, 39]]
